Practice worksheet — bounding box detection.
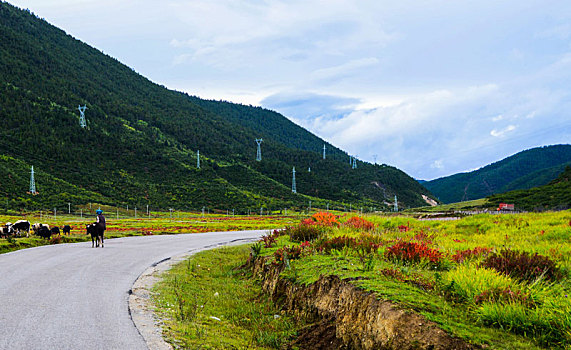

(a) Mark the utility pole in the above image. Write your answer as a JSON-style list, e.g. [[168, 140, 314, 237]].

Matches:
[[255, 138, 263, 161], [292, 167, 297, 193], [78, 105, 87, 128], [197, 150, 200, 169], [323, 144, 326, 159], [68, 202, 71, 214], [394, 195, 398, 212], [29, 166, 37, 195], [352, 156, 357, 169]]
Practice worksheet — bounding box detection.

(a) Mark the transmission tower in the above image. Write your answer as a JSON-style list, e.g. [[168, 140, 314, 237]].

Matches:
[[394, 195, 398, 212], [78, 105, 87, 128], [373, 154, 377, 164], [323, 144, 326, 159], [291, 167, 297, 193], [29, 166, 37, 195], [197, 150, 200, 169], [255, 138, 263, 161]]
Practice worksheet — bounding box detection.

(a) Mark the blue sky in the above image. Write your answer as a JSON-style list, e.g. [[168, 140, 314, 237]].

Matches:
[[12, 0, 571, 180]]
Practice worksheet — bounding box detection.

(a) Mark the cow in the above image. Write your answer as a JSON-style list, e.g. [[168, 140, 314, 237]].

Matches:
[[62, 225, 71, 235], [50, 226, 60, 236], [36, 226, 51, 240], [1, 223, 14, 238], [32, 223, 50, 235], [86, 223, 103, 248], [12, 220, 30, 237]]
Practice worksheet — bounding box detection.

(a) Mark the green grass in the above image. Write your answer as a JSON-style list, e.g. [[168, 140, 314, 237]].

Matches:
[[0, 208, 301, 254], [152, 245, 298, 349], [255, 211, 571, 349]]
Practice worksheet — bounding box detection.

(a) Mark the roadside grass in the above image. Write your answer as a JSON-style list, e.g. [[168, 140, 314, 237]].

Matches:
[[0, 211, 300, 254], [153, 245, 298, 349], [256, 211, 571, 349]]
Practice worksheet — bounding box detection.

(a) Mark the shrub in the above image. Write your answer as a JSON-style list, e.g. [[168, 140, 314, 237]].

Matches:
[[344, 216, 375, 231], [481, 249, 562, 283], [272, 245, 303, 266], [316, 236, 357, 253], [284, 224, 324, 242], [385, 241, 443, 267], [310, 212, 339, 226], [441, 265, 516, 302], [452, 246, 492, 264], [259, 232, 276, 248]]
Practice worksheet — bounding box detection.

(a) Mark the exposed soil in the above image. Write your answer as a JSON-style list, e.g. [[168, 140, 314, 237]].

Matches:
[[251, 257, 479, 350]]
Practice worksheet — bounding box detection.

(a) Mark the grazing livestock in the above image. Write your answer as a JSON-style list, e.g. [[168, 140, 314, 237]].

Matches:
[[62, 225, 71, 235], [50, 226, 60, 236], [36, 226, 51, 239], [32, 223, 50, 235], [12, 220, 30, 237], [1, 224, 14, 238], [86, 223, 103, 248]]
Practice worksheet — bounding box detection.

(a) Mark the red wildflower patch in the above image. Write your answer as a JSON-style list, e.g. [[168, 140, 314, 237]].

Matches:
[[451, 246, 491, 263], [385, 241, 443, 266], [398, 225, 411, 232], [310, 212, 339, 226], [344, 216, 375, 231]]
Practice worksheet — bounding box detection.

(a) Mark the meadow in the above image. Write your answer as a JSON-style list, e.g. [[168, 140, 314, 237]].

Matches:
[[0, 205, 300, 254], [155, 210, 571, 349]]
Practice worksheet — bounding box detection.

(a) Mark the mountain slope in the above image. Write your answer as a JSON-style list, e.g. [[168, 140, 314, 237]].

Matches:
[[487, 166, 571, 211], [0, 2, 435, 211], [423, 145, 571, 203]]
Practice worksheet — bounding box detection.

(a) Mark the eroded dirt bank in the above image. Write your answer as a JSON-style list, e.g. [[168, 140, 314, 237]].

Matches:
[[251, 257, 477, 350]]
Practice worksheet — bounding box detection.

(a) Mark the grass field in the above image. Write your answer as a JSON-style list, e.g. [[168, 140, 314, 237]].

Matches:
[[153, 245, 298, 349], [155, 210, 571, 349], [0, 206, 301, 254]]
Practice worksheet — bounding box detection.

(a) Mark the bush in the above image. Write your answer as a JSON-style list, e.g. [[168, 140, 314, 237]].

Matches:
[[452, 246, 492, 264], [272, 245, 303, 266], [385, 241, 443, 267], [309, 212, 339, 226], [316, 236, 357, 253], [441, 265, 516, 303], [344, 216, 375, 231], [481, 249, 562, 283], [284, 224, 324, 242]]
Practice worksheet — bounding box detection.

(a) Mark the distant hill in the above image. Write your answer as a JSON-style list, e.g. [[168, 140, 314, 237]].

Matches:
[[423, 145, 571, 204], [487, 166, 571, 211], [0, 2, 435, 212]]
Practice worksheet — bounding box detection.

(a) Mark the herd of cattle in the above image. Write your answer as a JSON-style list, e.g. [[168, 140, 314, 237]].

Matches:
[[1, 220, 72, 239], [2, 220, 104, 247]]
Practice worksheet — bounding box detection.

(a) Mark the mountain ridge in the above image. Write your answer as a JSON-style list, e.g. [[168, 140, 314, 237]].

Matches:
[[0, 2, 434, 212], [423, 144, 571, 203]]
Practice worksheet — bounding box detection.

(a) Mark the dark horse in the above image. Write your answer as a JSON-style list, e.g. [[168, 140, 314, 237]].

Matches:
[[86, 223, 104, 248]]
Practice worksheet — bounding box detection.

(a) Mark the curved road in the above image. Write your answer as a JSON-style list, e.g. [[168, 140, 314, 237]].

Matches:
[[0, 230, 266, 350]]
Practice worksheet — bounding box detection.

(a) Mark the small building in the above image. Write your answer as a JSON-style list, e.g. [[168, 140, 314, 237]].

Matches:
[[497, 203, 515, 211]]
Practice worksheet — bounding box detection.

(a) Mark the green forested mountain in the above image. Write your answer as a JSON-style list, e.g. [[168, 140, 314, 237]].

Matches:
[[0, 2, 434, 212], [487, 166, 571, 211], [423, 145, 571, 204]]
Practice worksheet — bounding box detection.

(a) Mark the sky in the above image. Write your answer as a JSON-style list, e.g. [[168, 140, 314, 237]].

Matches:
[[10, 0, 571, 180]]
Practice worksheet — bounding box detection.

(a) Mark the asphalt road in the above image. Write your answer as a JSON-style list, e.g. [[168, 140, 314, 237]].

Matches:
[[0, 230, 267, 350]]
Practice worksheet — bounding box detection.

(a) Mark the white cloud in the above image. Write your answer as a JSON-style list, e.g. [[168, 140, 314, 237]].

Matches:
[[10, 0, 571, 180], [490, 125, 517, 137]]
